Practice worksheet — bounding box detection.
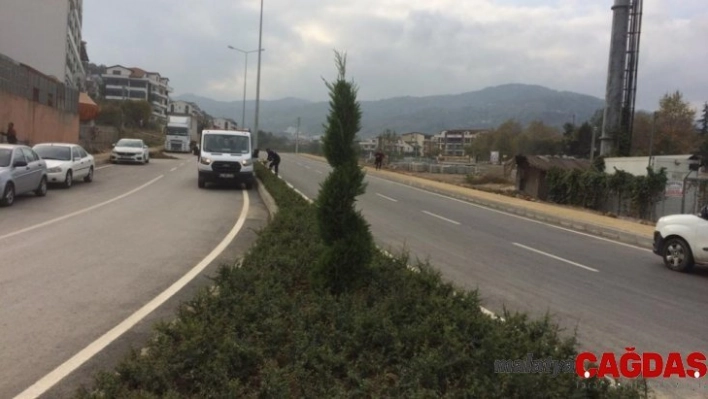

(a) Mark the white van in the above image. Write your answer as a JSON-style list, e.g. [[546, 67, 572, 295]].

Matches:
[[197, 129, 255, 189]]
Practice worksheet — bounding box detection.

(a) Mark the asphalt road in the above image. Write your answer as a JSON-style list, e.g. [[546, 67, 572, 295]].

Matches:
[[280, 153, 708, 398], [0, 154, 267, 399]]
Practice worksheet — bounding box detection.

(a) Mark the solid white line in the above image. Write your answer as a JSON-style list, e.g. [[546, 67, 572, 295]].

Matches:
[[422, 210, 461, 225], [376, 193, 398, 202], [13, 191, 251, 399], [95, 165, 113, 170], [315, 170, 323, 174], [0, 175, 164, 242], [304, 165, 311, 169], [513, 243, 600, 273], [170, 167, 177, 172]]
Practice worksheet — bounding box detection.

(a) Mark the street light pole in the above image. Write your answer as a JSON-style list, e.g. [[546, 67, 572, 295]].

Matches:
[[253, 0, 264, 151], [227, 46, 264, 130]]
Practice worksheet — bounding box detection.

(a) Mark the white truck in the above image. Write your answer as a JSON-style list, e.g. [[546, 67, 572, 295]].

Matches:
[[197, 129, 255, 190], [165, 115, 198, 153]]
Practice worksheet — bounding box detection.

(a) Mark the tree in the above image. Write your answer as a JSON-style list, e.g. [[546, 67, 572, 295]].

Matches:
[[654, 91, 697, 155], [313, 51, 374, 294], [629, 111, 654, 156], [699, 102, 708, 135]]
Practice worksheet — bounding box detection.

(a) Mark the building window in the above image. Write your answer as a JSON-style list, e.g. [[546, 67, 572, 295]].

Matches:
[[112, 70, 121, 75]]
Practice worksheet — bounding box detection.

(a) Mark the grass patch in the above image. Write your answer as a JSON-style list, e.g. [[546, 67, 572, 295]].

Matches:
[[73, 162, 648, 398], [466, 173, 512, 185]]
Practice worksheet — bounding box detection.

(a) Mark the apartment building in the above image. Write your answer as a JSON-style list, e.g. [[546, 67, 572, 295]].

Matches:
[[0, 0, 87, 90], [102, 65, 172, 120], [429, 129, 489, 156], [213, 117, 239, 130], [169, 100, 204, 118]]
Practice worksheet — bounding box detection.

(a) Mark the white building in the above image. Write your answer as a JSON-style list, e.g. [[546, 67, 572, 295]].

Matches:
[[169, 100, 204, 118], [102, 65, 172, 120], [0, 0, 87, 90], [213, 118, 238, 130]]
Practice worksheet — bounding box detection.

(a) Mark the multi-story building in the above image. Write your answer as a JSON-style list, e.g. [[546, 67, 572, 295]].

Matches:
[[102, 65, 172, 120], [213, 117, 239, 130], [169, 100, 204, 119], [429, 129, 490, 156], [0, 0, 87, 90]]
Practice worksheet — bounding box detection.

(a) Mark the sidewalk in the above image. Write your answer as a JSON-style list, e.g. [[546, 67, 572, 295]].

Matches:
[[299, 153, 655, 249]]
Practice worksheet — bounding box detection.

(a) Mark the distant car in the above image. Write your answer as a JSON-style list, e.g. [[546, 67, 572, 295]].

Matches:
[[0, 144, 48, 207], [653, 207, 708, 272], [110, 138, 150, 164], [33, 143, 95, 188]]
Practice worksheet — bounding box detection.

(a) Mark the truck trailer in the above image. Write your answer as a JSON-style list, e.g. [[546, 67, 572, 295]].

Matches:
[[165, 115, 198, 153]]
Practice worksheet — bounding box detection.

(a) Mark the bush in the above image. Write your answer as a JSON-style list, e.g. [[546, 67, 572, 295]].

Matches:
[[466, 174, 512, 185], [546, 165, 667, 220], [74, 162, 648, 399]]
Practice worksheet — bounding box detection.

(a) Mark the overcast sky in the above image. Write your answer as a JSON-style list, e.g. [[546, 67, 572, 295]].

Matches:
[[84, 0, 707, 113]]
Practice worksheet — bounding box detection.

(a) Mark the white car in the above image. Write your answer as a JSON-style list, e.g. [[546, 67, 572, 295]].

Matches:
[[33, 143, 95, 188], [110, 138, 150, 164], [653, 209, 708, 272]]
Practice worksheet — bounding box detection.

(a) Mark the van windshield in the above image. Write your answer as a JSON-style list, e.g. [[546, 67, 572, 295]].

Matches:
[[203, 134, 250, 154]]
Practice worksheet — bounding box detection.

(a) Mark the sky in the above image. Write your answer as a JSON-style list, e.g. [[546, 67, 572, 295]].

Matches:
[[83, 0, 708, 113]]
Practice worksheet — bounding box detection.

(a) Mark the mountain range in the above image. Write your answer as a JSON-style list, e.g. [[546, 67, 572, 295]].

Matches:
[[174, 83, 606, 138]]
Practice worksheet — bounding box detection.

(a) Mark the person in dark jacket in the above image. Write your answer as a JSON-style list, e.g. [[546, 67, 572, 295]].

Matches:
[[2, 122, 17, 144], [266, 148, 281, 175]]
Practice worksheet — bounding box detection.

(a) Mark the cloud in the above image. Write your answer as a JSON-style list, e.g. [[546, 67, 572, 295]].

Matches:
[[83, 0, 708, 112]]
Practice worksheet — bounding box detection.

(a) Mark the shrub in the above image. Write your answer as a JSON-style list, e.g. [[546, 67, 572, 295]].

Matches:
[[466, 174, 512, 185], [74, 165, 649, 399]]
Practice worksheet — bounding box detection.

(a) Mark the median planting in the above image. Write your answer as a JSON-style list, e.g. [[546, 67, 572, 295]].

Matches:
[[73, 53, 648, 398]]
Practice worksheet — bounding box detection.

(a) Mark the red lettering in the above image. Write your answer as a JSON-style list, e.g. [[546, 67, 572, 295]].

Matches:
[[686, 352, 707, 379], [620, 347, 642, 378], [597, 353, 621, 378], [642, 352, 663, 378], [576, 352, 597, 378], [663, 353, 687, 378]]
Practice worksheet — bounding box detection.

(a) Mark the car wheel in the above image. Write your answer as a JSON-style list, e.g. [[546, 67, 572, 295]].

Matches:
[[663, 237, 694, 272], [63, 170, 73, 188], [0, 183, 15, 207], [84, 166, 94, 182], [146, 153, 150, 163], [198, 177, 206, 189], [35, 176, 48, 197], [245, 181, 254, 190]]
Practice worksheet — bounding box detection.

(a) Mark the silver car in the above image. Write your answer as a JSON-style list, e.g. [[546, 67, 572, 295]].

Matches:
[[0, 144, 48, 207]]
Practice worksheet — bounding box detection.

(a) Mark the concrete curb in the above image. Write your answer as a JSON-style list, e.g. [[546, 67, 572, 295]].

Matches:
[[257, 178, 278, 220], [299, 154, 654, 250]]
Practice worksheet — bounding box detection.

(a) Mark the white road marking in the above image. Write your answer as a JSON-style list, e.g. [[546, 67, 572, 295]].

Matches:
[[422, 210, 461, 225], [376, 193, 398, 202], [0, 175, 164, 242], [315, 170, 323, 174], [13, 191, 251, 399], [513, 243, 600, 273], [304, 165, 311, 169], [170, 167, 177, 172], [95, 165, 113, 170]]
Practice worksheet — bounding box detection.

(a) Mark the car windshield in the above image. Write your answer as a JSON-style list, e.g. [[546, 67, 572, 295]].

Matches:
[[117, 140, 143, 148], [166, 127, 188, 136], [34, 145, 72, 160], [203, 134, 250, 154], [0, 149, 11, 167]]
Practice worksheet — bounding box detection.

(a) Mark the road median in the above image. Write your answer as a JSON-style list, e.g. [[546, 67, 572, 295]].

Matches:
[[298, 153, 654, 249]]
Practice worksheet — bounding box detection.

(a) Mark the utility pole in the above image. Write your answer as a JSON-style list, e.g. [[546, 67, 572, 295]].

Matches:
[[647, 111, 657, 168], [253, 0, 264, 151]]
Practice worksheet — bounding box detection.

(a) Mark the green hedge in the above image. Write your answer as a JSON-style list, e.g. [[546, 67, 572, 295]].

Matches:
[[546, 160, 667, 220], [74, 162, 648, 398]]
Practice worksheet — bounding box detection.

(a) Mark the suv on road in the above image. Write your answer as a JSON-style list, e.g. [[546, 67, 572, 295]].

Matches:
[[197, 129, 255, 189], [653, 207, 708, 272]]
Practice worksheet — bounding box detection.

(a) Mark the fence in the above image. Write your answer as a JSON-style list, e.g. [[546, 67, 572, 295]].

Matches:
[[0, 53, 78, 115]]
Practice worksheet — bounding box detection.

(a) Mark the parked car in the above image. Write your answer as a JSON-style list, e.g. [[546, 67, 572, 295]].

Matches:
[[110, 138, 150, 164], [0, 144, 48, 207], [33, 143, 95, 188], [653, 206, 708, 272]]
